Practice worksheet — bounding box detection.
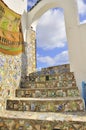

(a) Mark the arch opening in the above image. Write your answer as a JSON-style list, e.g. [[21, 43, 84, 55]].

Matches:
[[77, 0, 86, 24], [33, 7, 70, 70], [28, 0, 86, 94]]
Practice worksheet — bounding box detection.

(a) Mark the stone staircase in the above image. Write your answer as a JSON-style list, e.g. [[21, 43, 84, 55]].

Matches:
[[4, 64, 86, 130], [6, 64, 85, 113]]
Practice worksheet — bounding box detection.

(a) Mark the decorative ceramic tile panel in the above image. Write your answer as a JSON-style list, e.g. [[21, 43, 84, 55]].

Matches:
[[0, 51, 27, 111], [23, 79, 76, 88], [6, 98, 84, 112], [29, 64, 70, 77], [27, 28, 36, 74], [29, 72, 75, 82], [0, 25, 36, 109], [23, 70, 77, 88], [16, 87, 80, 98]]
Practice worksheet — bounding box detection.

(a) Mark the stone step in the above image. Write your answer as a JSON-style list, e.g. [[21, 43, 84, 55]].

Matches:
[[16, 87, 80, 98], [1, 111, 86, 130], [29, 64, 70, 78], [21, 79, 76, 88], [6, 97, 85, 112], [27, 72, 75, 82]]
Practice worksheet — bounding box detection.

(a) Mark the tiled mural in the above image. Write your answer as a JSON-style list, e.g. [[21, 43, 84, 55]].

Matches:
[[7, 98, 84, 112], [0, 51, 27, 110], [16, 87, 80, 98], [27, 28, 36, 74], [0, 0, 27, 111], [0, 26, 36, 111]]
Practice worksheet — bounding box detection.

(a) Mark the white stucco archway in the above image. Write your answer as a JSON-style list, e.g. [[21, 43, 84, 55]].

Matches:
[[27, 0, 86, 94], [28, 0, 79, 27], [27, 0, 79, 71]]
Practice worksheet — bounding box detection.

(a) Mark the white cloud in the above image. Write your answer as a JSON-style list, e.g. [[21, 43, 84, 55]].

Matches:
[[37, 51, 69, 67], [80, 19, 86, 24], [77, 0, 86, 15], [27, 0, 37, 8], [36, 9, 67, 50]]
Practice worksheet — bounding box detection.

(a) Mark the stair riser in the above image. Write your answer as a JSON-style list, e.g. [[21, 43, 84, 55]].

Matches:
[[29, 64, 70, 78], [6, 99, 84, 112], [23, 80, 76, 88], [28, 72, 75, 82], [16, 88, 80, 98]]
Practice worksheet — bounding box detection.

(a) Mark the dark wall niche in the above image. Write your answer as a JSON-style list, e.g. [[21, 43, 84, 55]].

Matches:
[[53, 129, 60, 130], [46, 75, 49, 81]]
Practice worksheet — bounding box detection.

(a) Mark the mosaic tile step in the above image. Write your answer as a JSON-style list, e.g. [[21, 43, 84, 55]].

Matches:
[[22, 79, 76, 88], [6, 97, 85, 112], [1, 111, 86, 123], [29, 64, 70, 77], [1, 111, 86, 130], [28, 72, 75, 82], [16, 87, 80, 98]]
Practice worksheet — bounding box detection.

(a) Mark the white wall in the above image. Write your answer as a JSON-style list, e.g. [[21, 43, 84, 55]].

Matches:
[[27, 0, 86, 94]]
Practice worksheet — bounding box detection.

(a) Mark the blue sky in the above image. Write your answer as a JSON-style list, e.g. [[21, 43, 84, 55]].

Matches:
[[28, 0, 86, 69]]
